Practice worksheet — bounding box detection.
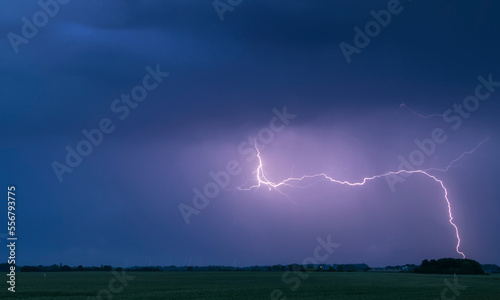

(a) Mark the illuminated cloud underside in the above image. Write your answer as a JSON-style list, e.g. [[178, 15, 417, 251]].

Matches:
[[239, 140, 489, 259]]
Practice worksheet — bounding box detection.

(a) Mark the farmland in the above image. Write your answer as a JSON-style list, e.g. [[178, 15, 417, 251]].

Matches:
[[1, 271, 499, 299]]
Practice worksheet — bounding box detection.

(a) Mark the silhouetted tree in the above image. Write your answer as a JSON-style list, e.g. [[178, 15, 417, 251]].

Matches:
[[20, 266, 39, 272], [49, 264, 60, 272], [415, 258, 484, 275], [61, 265, 72, 272], [103, 265, 112, 271]]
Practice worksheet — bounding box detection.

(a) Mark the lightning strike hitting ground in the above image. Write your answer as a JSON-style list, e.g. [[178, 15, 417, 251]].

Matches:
[[239, 140, 489, 259]]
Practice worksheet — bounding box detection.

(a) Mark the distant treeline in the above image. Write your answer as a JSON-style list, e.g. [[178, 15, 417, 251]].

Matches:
[[0, 263, 158, 273], [0, 263, 370, 273], [415, 258, 485, 275], [2, 259, 498, 274], [179, 263, 371, 272]]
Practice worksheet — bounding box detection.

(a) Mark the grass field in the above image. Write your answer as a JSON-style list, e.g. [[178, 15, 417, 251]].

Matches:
[[1, 271, 499, 299]]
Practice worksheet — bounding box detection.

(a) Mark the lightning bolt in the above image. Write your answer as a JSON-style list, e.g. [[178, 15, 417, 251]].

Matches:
[[239, 140, 489, 259], [400, 103, 444, 119], [425, 138, 489, 173]]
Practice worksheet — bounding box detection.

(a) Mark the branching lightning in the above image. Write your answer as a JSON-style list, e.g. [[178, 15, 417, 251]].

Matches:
[[238, 140, 489, 259], [425, 138, 489, 173], [400, 103, 444, 119]]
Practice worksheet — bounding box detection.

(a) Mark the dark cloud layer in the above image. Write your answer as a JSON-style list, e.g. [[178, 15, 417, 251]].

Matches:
[[1, 0, 499, 267]]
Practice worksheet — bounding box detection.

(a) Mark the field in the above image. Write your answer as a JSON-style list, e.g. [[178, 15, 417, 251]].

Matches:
[[1, 271, 499, 299]]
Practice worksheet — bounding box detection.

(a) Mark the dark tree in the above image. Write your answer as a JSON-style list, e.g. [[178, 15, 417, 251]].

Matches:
[[415, 258, 485, 275], [61, 265, 72, 272], [20, 266, 39, 272], [102, 265, 113, 271]]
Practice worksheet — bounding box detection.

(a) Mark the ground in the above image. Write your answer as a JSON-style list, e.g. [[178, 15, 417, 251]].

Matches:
[[1, 271, 499, 299]]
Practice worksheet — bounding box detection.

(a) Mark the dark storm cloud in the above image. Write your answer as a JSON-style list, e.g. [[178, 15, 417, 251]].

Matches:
[[3, 0, 500, 134], [1, 0, 499, 267]]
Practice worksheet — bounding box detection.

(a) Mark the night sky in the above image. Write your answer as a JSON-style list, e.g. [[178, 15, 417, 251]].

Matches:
[[1, 0, 499, 268]]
